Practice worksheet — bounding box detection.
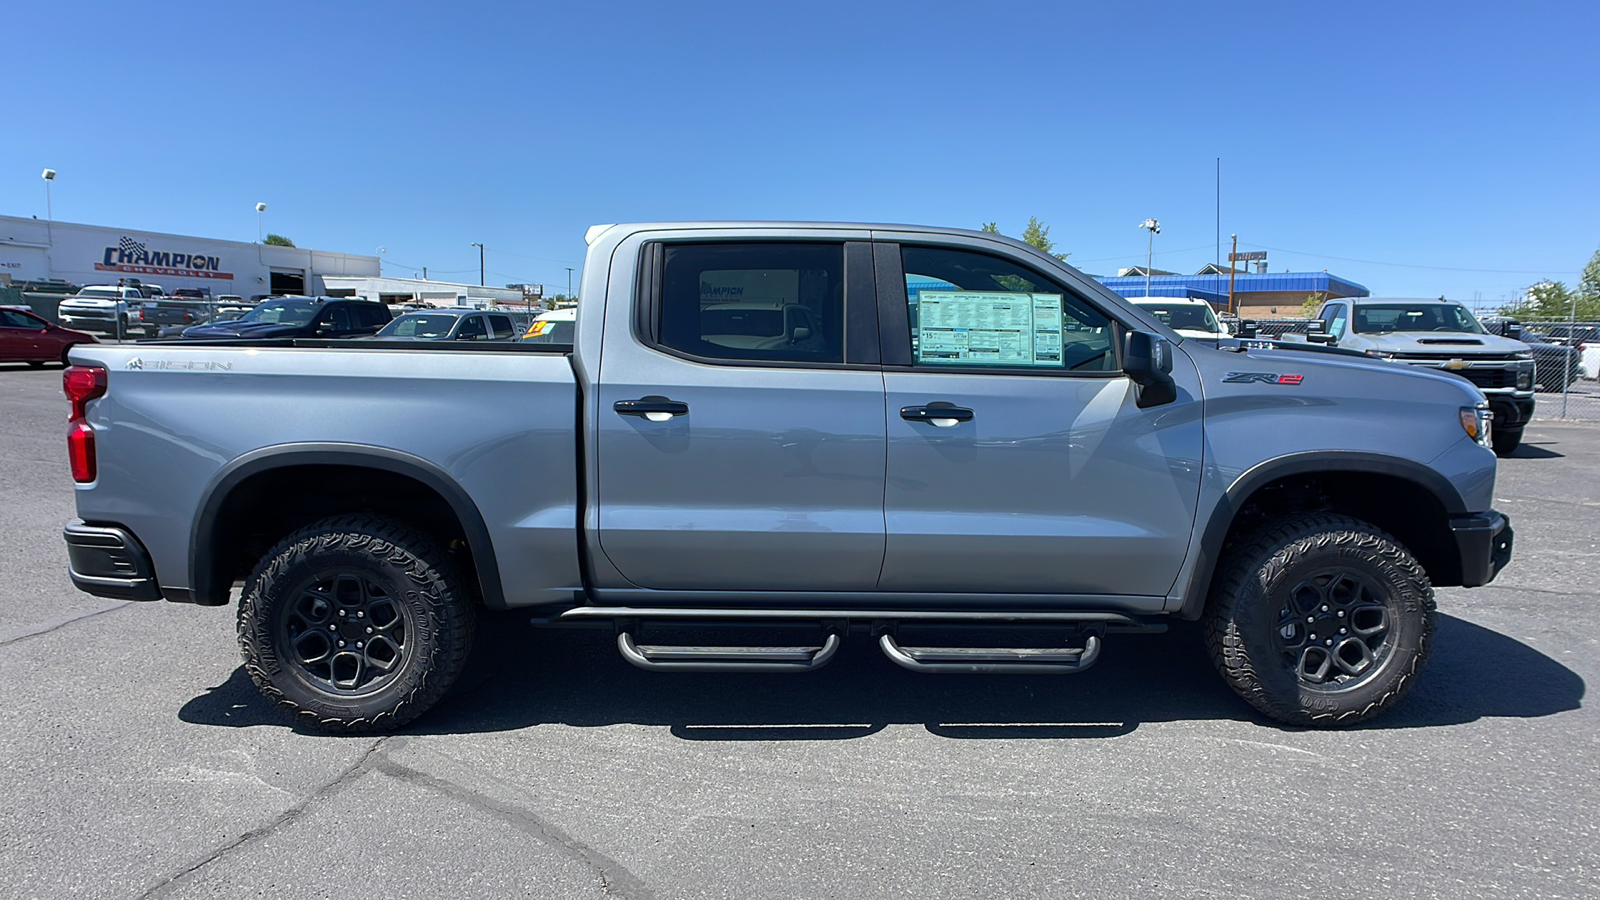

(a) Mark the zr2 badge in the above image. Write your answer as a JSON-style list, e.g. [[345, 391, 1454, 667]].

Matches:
[[1223, 372, 1304, 385]]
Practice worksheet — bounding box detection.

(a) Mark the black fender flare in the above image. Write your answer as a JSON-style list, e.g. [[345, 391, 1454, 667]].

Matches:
[[189, 443, 505, 607], [1176, 451, 1468, 619]]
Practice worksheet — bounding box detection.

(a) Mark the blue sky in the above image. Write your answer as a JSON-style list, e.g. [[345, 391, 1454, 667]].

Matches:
[[4, 1, 1595, 306]]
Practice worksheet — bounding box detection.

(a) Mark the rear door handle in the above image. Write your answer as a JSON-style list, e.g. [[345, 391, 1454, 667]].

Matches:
[[900, 405, 974, 427], [614, 397, 690, 422]]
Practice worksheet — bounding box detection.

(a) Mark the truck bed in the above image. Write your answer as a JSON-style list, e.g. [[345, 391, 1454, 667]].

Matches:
[[67, 341, 583, 607]]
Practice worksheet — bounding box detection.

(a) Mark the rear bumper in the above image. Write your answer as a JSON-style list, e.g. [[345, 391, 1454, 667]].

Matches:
[[1451, 511, 1513, 587], [63, 520, 162, 601]]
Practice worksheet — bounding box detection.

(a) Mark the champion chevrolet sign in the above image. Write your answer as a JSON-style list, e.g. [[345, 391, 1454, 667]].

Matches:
[[94, 236, 234, 281]]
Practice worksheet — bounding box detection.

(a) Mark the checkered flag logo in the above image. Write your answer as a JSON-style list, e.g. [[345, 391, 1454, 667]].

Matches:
[[118, 236, 146, 255]]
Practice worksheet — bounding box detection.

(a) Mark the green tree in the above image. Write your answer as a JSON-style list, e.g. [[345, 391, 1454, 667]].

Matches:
[[1508, 280, 1600, 321], [1020, 216, 1068, 260], [1299, 291, 1328, 318], [977, 218, 1069, 260], [263, 233, 295, 247], [1579, 245, 1600, 303]]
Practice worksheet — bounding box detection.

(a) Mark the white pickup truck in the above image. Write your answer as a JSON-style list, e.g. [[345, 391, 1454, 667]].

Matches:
[[56, 285, 146, 337]]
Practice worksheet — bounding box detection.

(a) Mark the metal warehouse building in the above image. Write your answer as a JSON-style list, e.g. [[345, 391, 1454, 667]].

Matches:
[[0, 214, 378, 308], [1096, 269, 1370, 319]]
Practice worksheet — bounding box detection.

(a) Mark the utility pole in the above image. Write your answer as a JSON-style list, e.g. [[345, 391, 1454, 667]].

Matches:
[[566, 267, 574, 303], [470, 242, 485, 286], [1228, 234, 1238, 315]]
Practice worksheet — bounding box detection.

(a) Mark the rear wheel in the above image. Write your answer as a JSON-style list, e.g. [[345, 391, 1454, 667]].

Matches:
[[1492, 425, 1523, 457], [238, 515, 476, 733], [1205, 514, 1435, 727]]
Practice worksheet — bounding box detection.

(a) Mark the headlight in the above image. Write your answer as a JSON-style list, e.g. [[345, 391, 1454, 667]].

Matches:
[[1513, 350, 1534, 360], [1516, 368, 1534, 390], [1460, 404, 1493, 447]]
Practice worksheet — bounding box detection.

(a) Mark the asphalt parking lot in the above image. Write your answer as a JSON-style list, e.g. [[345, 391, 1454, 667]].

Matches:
[[2, 363, 1596, 899]]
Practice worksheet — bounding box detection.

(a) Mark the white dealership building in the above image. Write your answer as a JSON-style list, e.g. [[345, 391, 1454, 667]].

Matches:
[[0, 214, 379, 300]]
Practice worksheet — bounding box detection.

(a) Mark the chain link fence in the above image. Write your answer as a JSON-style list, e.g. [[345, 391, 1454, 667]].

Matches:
[[1241, 317, 1600, 422], [1503, 318, 1600, 422]]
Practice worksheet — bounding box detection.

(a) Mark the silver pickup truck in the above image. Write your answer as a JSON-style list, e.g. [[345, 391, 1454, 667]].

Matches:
[[61, 222, 1513, 732]]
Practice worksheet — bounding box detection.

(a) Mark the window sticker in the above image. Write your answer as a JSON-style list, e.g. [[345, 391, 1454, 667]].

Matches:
[[915, 291, 1064, 367]]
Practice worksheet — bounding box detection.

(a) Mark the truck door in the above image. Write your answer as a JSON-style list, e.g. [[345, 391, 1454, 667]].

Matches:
[[594, 239, 887, 592], [874, 240, 1203, 601]]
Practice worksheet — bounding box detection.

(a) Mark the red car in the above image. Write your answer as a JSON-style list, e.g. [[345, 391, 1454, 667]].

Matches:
[[0, 306, 98, 367]]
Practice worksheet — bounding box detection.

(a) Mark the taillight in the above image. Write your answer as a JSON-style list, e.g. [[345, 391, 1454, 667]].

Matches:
[[63, 365, 107, 483], [139, 309, 149, 322]]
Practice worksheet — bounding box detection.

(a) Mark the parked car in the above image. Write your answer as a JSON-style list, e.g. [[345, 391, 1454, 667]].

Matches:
[[136, 299, 215, 338], [179, 297, 391, 340], [1126, 296, 1230, 340], [519, 307, 575, 343], [370, 308, 519, 341], [63, 221, 1511, 734], [0, 305, 97, 366], [1315, 297, 1535, 455], [1480, 316, 1583, 392], [56, 285, 147, 337]]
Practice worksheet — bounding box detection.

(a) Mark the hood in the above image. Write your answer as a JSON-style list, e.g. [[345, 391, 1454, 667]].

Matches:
[[181, 321, 304, 339], [59, 298, 126, 310], [1174, 327, 1227, 340], [1358, 331, 1529, 355]]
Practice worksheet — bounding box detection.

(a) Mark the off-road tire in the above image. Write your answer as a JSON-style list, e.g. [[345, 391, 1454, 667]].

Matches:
[[1492, 425, 1523, 457], [238, 514, 475, 733], [1204, 514, 1435, 727]]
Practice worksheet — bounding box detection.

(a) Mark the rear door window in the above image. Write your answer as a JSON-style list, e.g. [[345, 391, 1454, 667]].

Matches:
[[658, 243, 844, 364], [487, 314, 514, 339]]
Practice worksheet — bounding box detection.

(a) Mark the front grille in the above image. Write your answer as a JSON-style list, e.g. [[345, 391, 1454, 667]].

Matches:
[[62, 308, 115, 320], [1458, 369, 1517, 389]]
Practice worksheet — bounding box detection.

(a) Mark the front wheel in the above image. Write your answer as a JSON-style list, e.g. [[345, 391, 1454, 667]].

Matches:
[[238, 515, 476, 733], [1492, 425, 1523, 457], [1205, 514, 1435, 727]]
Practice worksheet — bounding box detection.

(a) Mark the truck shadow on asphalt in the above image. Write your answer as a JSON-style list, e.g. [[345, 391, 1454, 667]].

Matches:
[[179, 612, 1583, 739]]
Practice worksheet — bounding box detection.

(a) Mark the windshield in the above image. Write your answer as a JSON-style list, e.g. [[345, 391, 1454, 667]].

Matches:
[[1135, 303, 1221, 332], [236, 300, 319, 326], [74, 288, 121, 300], [377, 314, 460, 338], [1353, 303, 1485, 334]]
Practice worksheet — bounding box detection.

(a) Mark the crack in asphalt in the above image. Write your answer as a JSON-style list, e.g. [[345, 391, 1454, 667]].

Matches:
[[0, 602, 129, 646], [371, 756, 655, 899], [137, 737, 391, 899]]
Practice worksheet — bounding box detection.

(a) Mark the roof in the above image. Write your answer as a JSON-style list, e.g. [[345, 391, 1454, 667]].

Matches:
[[1095, 270, 1370, 298], [1344, 296, 1456, 305]]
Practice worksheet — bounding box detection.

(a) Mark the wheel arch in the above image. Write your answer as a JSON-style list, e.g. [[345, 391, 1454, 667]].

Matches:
[[1177, 451, 1469, 619], [190, 443, 506, 608]]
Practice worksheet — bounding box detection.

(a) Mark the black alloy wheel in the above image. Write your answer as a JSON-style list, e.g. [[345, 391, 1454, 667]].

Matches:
[[279, 572, 411, 695], [1275, 570, 1394, 690]]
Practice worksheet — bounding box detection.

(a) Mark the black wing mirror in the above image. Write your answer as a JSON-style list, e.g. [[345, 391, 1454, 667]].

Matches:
[[1123, 331, 1177, 408]]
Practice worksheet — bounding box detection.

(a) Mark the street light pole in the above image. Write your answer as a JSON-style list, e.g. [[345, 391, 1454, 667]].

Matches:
[[566, 267, 574, 303], [470, 242, 485, 287], [1139, 218, 1161, 298], [41, 169, 56, 244], [255, 202, 266, 242]]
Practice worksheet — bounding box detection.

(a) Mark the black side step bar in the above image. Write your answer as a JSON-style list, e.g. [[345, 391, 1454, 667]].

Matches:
[[878, 633, 1102, 675], [617, 631, 841, 673]]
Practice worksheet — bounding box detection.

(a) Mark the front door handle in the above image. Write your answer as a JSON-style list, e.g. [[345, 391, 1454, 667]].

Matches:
[[614, 397, 690, 422], [900, 404, 974, 427]]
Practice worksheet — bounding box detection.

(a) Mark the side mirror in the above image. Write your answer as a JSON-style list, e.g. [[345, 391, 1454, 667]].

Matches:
[[1237, 319, 1259, 339], [1123, 331, 1177, 408]]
